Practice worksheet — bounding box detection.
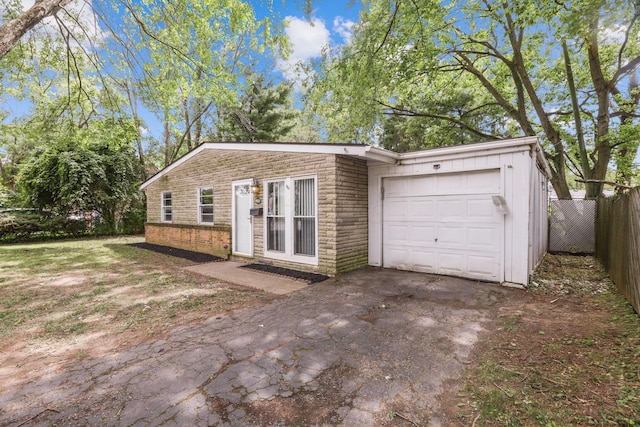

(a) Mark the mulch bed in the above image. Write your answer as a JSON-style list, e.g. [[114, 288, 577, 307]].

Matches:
[[128, 242, 226, 263], [240, 264, 329, 284]]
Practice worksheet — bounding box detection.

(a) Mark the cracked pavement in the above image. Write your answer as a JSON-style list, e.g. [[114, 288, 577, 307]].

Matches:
[[0, 268, 514, 426]]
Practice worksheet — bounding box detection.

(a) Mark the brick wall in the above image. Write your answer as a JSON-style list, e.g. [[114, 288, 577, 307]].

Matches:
[[145, 223, 231, 259], [144, 148, 369, 275]]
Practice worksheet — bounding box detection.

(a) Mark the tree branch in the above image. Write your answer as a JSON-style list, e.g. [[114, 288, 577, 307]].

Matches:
[[0, 0, 74, 60], [374, 0, 401, 57], [375, 99, 500, 140], [169, 101, 213, 163], [575, 179, 633, 189], [617, 10, 640, 71]]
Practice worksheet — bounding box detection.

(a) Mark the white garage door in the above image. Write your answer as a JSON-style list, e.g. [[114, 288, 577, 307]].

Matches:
[[382, 169, 503, 282]]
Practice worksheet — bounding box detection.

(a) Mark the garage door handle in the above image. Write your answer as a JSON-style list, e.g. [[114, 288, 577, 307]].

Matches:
[[435, 238, 438, 242]]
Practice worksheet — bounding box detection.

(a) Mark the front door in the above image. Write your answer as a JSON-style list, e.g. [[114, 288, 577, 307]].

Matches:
[[233, 180, 253, 256]]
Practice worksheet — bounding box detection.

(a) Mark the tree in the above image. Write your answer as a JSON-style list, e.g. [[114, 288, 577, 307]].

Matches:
[[216, 73, 298, 142], [101, 0, 280, 166], [18, 120, 141, 234], [308, 0, 640, 198], [0, 0, 73, 60]]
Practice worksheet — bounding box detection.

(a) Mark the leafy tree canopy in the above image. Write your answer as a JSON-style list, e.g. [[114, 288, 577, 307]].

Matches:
[[216, 72, 298, 142], [308, 0, 640, 198], [18, 118, 141, 234]]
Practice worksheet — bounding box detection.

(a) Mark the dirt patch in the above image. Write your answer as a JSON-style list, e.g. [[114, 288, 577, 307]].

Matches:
[[438, 254, 640, 425], [3, 245, 638, 426], [245, 363, 356, 425], [358, 295, 414, 324], [0, 237, 277, 398]]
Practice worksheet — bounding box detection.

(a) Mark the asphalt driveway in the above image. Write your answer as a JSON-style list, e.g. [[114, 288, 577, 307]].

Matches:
[[0, 267, 514, 426]]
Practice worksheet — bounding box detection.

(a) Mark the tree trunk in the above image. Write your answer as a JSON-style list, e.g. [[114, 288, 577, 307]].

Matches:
[[163, 115, 171, 167], [125, 81, 147, 180], [549, 152, 572, 199], [562, 41, 591, 182], [0, 0, 74, 60], [0, 156, 15, 192], [586, 18, 611, 199], [183, 98, 192, 151]]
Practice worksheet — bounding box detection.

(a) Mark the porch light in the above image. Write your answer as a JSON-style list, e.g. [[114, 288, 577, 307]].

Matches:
[[251, 178, 262, 204], [251, 178, 260, 194]]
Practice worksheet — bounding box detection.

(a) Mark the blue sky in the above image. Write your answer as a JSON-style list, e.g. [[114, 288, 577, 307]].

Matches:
[[3, 1, 638, 166], [253, 0, 361, 82], [1, 0, 361, 139]]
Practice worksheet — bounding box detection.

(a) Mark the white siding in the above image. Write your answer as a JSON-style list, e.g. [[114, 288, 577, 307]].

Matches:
[[368, 139, 544, 286]]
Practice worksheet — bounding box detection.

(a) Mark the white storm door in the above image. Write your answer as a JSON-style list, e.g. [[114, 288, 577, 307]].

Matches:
[[233, 181, 253, 256]]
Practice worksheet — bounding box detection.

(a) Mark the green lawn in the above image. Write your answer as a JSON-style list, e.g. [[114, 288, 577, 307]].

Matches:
[[0, 236, 271, 353], [446, 255, 640, 426]]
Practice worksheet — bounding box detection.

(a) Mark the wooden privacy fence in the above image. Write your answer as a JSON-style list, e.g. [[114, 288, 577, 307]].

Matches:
[[596, 187, 640, 314]]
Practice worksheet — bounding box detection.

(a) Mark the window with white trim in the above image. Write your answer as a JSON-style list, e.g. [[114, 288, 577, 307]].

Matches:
[[198, 186, 214, 224], [161, 191, 172, 222], [266, 181, 285, 251], [265, 176, 317, 264], [294, 178, 316, 256]]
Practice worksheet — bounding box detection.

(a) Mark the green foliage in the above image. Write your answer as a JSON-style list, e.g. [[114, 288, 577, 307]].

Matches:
[[17, 120, 143, 235], [216, 73, 298, 142], [102, 0, 283, 164], [309, 0, 640, 198], [0, 210, 87, 242]]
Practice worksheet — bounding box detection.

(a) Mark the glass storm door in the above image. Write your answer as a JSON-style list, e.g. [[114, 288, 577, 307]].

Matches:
[[233, 181, 253, 256]]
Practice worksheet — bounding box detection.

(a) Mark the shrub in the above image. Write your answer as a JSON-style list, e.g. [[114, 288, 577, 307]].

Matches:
[[0, 210, 87, 243]]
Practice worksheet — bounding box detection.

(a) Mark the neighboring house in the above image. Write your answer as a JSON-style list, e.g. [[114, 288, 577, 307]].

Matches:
[[140, 136, 549, 286]]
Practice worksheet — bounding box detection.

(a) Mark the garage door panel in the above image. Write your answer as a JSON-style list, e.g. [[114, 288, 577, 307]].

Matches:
[[384, 224, 410, 244], [466, 199, 496, 218], [438, 252, 465, 274], [411, 225, 437, 245], [384, 178, 410, 197], [466, 169, 501, 193], [407, 200, 436, 219], [384, 248, 437, 272], [382, 170, 503, 282], [435, 173, 466, 194], [468, 255, 500, 279], [384, 199, 408, 221], [437, 199, 466, 218], [410, 249, 437, 270], [385, 247, 408, 265], [438, 225, 465, 246], [467, 227, 500, 249], [407, 175, 436, 196]]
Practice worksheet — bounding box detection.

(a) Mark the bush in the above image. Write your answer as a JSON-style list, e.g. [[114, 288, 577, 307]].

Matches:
[[0, 210, 87, 243], [120, 204, 146, 235]]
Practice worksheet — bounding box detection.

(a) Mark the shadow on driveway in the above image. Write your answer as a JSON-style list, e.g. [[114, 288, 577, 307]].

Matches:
[[0, 267, 515, 427]]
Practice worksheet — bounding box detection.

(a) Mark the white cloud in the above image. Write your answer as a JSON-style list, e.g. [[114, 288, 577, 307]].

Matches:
[[19, 0, 108, 49], [277, 16, 330, 84], [601, 25, 627, 44], [333, 16, 355, 44]]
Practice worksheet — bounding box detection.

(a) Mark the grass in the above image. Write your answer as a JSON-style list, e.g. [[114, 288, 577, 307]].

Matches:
[[451, 255, 640, 426], [0, 236, 271, 349]]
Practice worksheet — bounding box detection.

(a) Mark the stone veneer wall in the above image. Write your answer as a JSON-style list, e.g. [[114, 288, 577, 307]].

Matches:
[[334, 155, 369, 273], [144, 149, 369, 276]]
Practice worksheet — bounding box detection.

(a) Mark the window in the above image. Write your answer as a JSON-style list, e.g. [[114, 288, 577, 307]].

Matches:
[[294, 178, 316, 256], [198, 187, 214, 224], [161, 191, 172, 222], [265, 176, 317, 264], [266, 181, 285, 251]]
